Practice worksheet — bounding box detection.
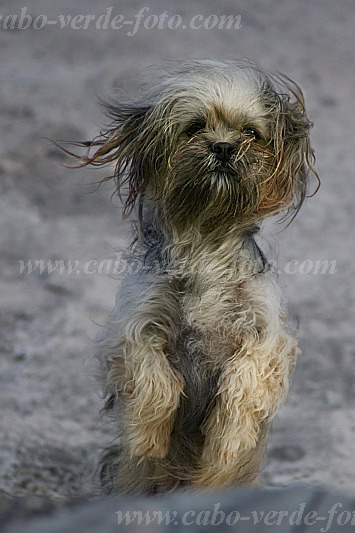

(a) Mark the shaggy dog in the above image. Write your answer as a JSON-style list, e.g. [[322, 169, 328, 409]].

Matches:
[[69, 59, 318, 494]]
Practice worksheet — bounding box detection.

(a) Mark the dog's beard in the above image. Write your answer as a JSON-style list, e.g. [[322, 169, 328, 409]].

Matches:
[[161, 140, 272, 232]]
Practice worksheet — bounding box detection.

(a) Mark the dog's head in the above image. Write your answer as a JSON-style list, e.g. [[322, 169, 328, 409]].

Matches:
[[76, 59, 318, 233]]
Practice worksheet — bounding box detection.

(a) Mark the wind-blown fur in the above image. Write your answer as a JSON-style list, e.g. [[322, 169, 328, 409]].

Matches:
[[71, 59, 318, 494]]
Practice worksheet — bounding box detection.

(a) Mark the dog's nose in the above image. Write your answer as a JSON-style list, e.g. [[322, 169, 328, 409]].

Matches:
[[211, 142, 234, 162]]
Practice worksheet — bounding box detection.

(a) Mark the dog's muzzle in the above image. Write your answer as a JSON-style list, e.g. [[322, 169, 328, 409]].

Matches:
[[211, 142, 234, 163]]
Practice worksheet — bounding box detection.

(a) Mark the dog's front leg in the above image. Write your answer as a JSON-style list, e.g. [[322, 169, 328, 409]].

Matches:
[[121, 279, 184, 459], [199, 335, 295, 472], [123, 335, 183, 459]]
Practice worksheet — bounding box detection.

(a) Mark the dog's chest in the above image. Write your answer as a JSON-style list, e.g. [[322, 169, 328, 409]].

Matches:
[[179, 275, 258, 364]]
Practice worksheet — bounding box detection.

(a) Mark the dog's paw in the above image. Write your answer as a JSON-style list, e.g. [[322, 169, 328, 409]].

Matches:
[[124, 365, 184, 459], [97, 444, 122, 494], [128, 424, 171, 459], [201, 438, 241, 467]]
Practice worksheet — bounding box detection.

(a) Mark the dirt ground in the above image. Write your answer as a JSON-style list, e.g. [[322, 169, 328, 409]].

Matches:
[[0, 0, 354, 498]]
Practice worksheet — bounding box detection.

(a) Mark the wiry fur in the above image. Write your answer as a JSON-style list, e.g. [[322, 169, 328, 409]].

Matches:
[[69, 59, 318, 494]]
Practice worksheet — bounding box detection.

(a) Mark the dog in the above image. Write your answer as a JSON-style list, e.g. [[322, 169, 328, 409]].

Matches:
[[71, 59, 319, 494]]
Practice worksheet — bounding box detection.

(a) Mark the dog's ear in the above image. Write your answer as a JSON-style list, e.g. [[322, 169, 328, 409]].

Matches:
[[85, 102, 154, 217], [60, 101, 153, 217], [261, 76, 320, 219]]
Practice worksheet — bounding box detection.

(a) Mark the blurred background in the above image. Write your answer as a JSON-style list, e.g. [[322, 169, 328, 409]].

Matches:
[[0, 0, 354, 496]]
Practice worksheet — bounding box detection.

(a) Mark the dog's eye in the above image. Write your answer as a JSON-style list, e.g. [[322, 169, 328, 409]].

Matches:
[[243, 128, 262, 141], [185, 120, 205, 137]]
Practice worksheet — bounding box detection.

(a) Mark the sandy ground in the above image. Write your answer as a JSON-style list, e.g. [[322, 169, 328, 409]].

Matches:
[[0, 0, 354, 498]]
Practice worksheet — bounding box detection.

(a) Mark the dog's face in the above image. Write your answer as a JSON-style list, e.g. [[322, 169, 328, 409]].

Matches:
[[79, 60, 318, 233]]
